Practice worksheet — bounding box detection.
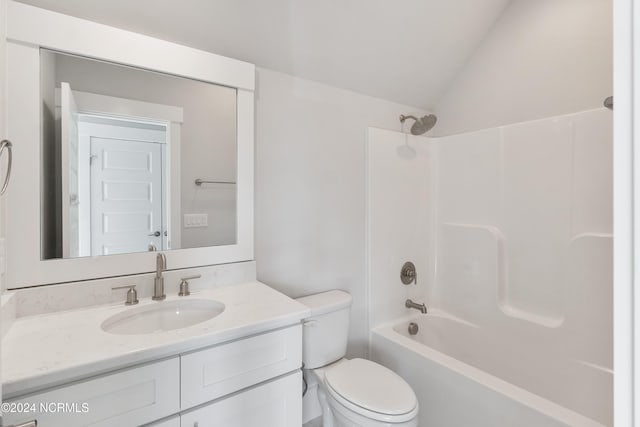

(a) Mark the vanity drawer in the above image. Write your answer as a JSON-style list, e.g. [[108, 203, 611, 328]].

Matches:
[[181, 324, 301, 409], [4, 358, 180, 427], [180, 370, 301, 427]]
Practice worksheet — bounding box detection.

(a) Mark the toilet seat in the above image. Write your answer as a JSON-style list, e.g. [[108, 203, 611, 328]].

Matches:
[[324, 358, 418, 423]]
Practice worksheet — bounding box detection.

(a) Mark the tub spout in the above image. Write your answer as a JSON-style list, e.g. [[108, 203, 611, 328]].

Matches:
[[405, 299, 427, 314]]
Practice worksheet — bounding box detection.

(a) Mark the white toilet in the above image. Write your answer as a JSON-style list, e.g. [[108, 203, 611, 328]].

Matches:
[[297, 290, 419, 427]]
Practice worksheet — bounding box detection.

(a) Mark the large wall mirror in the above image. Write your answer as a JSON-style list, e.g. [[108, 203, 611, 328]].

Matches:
[[6, 2, 255, 287], [41, 50, 238, 259]]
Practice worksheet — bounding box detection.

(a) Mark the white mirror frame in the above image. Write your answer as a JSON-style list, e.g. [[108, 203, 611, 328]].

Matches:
[[5, 1, 255, 288]]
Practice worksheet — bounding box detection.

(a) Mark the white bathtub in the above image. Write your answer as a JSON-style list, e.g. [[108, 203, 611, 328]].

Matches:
[[370, 313, 611, 427]]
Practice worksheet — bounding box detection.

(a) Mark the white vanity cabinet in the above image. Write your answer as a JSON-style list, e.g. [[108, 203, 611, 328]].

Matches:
[[3, 358, 180, 427], [181, 325, 301, 408], [180, 371, 301, 427], [4, 325, 302, 427]]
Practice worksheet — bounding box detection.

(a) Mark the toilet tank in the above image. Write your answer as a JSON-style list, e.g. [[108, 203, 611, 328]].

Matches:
[[296, 290, 352, 369]]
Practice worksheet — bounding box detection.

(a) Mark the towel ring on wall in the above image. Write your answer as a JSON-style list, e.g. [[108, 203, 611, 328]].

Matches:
[[0, 139, 13, 195]]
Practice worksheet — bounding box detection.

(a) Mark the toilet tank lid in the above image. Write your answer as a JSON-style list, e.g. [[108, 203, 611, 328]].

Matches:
[[296, 290, 352, 316]]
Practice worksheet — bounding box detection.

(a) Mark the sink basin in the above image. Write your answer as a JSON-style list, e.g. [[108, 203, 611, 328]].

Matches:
[[102, 299, 225, 335]]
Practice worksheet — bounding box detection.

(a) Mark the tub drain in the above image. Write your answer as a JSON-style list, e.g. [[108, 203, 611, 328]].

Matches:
[[408, 322, 419, 335]]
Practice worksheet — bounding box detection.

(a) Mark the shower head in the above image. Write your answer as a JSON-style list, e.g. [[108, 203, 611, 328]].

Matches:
[[399, 114, 437, 135]]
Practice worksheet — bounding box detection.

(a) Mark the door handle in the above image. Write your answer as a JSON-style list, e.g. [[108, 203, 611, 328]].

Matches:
[[148, 231, 161, 237]]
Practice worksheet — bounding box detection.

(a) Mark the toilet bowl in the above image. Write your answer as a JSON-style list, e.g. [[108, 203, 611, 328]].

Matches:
[[311, 358, 418, 427], [297, 291, 419, 427]]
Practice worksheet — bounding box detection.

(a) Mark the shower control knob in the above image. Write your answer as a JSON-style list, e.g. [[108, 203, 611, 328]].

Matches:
[[401, 261, 417, 285]]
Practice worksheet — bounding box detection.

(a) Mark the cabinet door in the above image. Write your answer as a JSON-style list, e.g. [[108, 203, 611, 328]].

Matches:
[[4, 358, 180, 427], [181, 325, 301, 409], [180, 371, 301, 427]]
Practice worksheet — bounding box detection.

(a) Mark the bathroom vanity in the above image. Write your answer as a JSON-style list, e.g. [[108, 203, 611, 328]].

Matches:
[[0, 3, 305, 426], [3, 280, 309, 426]]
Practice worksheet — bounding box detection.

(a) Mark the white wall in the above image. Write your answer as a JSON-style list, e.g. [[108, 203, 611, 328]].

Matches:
[[254, 68, 427, 358], [434, 0, 612, 136]]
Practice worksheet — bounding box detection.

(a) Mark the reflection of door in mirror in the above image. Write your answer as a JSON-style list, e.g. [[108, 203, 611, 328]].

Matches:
[[86, 120, 166, 256], [41, 49, 237, 260], [58, 83, 181, 257]]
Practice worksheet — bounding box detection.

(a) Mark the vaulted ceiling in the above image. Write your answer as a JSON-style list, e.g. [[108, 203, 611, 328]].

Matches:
[[16, 0, 513, 109]]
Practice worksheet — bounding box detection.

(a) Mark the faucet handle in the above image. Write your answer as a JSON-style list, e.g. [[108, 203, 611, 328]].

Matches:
[[112, 285, 139, 305], [400, 262, 417, 285], [179, 274, 201, 296]]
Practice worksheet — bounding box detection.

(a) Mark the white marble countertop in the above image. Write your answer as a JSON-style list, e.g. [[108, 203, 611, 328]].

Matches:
[[2, 281, 310, 398]]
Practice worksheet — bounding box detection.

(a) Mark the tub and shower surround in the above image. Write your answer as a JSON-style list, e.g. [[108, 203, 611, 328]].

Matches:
[[366, 108, 612, 426]]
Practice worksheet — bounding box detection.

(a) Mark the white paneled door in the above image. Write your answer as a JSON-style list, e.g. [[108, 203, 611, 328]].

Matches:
[[89, 124, 165, 256]]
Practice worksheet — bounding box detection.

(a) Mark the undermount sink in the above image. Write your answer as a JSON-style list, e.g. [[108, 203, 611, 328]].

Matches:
[[102, 299, 225, 335]]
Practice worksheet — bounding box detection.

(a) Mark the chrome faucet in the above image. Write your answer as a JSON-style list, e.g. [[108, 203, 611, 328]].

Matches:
[[405, 299, 427, 314], [152, 253, 167, 301]]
